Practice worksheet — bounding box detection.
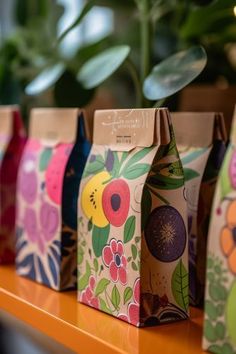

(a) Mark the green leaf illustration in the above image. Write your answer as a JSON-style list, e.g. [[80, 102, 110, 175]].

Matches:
[[220, 147, 233, 200], [131, 262, 138, 271], [148, 173, 184, 190], [124, 216, 135, 243], [83, 155, 105, 177], [204, 319, 217, 342], [77, 246, 84, 265], [222, 343, 235, 354], [78, 261, 91, 291], [184, 168, 200, 181], [99, 298, 112, 314], [123, 148, 153, 169], [141, 185, 152, 231], [111, 285, 120, 310], [95, 278, 110, 296], [215, 322, 225, 340], [124, 287, 133, 305], [122, 163, 150, 179], [111, 151, 120, 177], [209, 283, 227, 302], [131, 244, 137, 260], [205, 300, 218, 321], [171, 259, 189, 311], [181, 147, 208, 165], [92, 224, 110, 257], [39, 148, 52, 171], [93, 258, 99, 273], [207, 345, 222, 354], [88, 218, 93, 231]]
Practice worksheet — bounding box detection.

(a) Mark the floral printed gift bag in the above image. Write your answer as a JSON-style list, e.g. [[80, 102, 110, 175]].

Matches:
[[203, 108, 236, 354], [172, 112, 227, 306], [0, 106, 26, 263], [16, 108, 91, 290], [78, 108, 189, 327]]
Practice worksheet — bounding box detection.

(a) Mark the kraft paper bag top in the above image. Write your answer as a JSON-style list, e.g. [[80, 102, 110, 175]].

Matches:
[[0, 106, 26, 263], [16, 108, 91, 290], [203, 107, 236, 353], [172, 112, 227, 306], [78, 108, 188, 327]]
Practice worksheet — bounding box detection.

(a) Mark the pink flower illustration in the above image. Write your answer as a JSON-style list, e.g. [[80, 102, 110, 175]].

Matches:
[[102, 238, 127, 285], [81, 276, 99, 309], [118, 278, 140, 326]]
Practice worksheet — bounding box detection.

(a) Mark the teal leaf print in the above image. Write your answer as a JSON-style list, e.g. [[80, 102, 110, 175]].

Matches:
[[181, 147, 208, 165], [124, 216, 135, 243], [111, 285, 120, 310], [124, 287, 133, 305], [184, 168, 200, 181], [122, 163, 150, 179], [39, 148, 52, 171], [92, 224, 110, 257], [171, 259, 189, 311], [78, 261, 91, 291], [95, 278, 110, 296], [205, 300, 218, 321]]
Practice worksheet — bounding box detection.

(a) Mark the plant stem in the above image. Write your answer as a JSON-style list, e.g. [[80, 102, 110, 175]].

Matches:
[[125, 58, 142, 107], [140, 0, 151, 83], [138, 0, 151, 106]]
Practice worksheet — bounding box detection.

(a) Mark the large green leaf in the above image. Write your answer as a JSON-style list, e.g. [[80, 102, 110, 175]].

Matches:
[[143, 46, 207, 100], [25, 63, 65, 95], [181, 147, 208, 165], [171, 259, 189, 311], [147, 173, 184, 190], [92, 224, 110, 257], [77, 45, 131, 89]]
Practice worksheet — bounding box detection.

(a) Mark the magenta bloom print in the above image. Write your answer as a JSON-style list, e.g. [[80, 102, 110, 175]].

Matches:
[[102, 239, 127, 285]]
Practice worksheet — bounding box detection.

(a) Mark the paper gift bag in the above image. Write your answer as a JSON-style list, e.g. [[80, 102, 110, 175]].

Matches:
[[77, 108, 188, 327], [172, 112, 227, 306], [0, 106, 26, 264], [16, 108, 91, 290], [203, 108, 236, 353]]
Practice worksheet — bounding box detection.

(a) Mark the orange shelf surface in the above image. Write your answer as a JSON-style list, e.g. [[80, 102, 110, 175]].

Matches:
[[0, 265, 206, 354]]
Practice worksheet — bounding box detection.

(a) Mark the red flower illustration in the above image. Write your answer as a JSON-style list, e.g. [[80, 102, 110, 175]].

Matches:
[[81, 276, 99, 309], [118, 278, 140, 326], [102, 238, 127, 285]]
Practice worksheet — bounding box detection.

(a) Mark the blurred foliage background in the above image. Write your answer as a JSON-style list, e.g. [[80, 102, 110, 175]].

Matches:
[[0, 0, 236, 124]]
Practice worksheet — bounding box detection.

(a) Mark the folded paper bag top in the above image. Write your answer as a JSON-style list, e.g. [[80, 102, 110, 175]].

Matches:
[[172, 112, 227, 306], [0, 106, 26, 264], [203, 106, 236, 353], [77, 108, 188, 327], [16, 108, 91, 290]]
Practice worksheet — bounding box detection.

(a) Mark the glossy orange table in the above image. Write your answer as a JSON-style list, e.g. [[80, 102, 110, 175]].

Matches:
[[0, 265, 206, 354]]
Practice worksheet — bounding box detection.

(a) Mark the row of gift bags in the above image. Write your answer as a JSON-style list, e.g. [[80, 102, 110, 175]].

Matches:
[[0, 105, 235, 347]]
